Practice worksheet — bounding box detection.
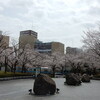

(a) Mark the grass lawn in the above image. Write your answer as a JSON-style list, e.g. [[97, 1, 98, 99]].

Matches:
[[0, 71, 33, 78], [93, 74, 100, 78]]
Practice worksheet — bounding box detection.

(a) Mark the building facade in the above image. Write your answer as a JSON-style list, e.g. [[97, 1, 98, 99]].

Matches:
[[0, 31, 9, 48], [66, 47, 82, 55], [51, 42, 64, 54], [34, 41, 64, 54], [19, 30, 64, 54], [34, 41, 52, 53], [19, 30, 37, 49]]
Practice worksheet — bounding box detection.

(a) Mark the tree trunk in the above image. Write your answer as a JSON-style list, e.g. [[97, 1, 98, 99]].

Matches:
[[52, 66, 56, 78], [0, 63, 2, 71], [13, 61, 18, 74], [21, 64, 24, 73], [11, 66, 13, 72], [5, 56, 7, 73]]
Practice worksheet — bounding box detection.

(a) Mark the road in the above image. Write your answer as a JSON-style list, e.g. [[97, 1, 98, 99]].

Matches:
[[0, 78, 100, 100]]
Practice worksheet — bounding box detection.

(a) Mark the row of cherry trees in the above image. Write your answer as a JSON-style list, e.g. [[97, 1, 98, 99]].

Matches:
[[0, 43, 88, 76], [0, 43, 97, 76], [0, 28, 100, 76]]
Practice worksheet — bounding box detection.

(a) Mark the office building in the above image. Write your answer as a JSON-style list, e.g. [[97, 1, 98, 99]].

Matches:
[[66, 47, 82, 55], [0, 31, 9, 48], [19, 30, 37, 49], [51, 42, 64, 54], [19, 30, 64, 54], [34, 41, 64, 54]]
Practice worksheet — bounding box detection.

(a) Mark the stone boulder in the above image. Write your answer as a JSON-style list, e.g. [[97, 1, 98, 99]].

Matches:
[[81, 74, 90, 82], [65, 73, 81, 86], [33, 74, 56, 95]]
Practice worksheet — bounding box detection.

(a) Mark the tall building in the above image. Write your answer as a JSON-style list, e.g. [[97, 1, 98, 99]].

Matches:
[[19, 30, 64, 54], [19, 30, 37, 49], [34, 41, 64, 54], [66, 47, 82, 55], [0, 31, 9, 48], [51, 42, 64, 54]]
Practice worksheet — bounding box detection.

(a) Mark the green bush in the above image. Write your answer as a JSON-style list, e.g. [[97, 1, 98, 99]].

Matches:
[[0, 71, 32, 78], [93, 74, 100, 78]]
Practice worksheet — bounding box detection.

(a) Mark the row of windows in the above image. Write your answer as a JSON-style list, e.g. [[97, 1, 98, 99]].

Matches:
[[34, 43, 52, 50]]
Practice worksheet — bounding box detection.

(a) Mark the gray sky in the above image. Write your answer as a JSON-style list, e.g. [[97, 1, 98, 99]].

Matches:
[[0, 0, 100, 48]]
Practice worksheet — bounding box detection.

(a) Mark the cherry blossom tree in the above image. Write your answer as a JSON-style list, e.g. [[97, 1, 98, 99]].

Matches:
[[42, 52, 64, 77], [83, 27, 100, 69]]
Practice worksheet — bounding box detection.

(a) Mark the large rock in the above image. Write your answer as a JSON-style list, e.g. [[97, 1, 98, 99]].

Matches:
[[81, 74, 90, 82], [65, 73, 81, 86], [33, 74, 56, 95]]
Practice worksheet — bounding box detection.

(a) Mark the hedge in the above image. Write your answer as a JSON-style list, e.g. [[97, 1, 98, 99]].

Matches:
[[0, 71, 33, 78]]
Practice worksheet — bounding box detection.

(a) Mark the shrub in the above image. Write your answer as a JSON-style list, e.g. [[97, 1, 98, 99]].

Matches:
[[0, 71, 32, 78], [93, 74, 100, 78]]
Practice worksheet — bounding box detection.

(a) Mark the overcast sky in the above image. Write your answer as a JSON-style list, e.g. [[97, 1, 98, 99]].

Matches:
[[0, 0, 100, 48]]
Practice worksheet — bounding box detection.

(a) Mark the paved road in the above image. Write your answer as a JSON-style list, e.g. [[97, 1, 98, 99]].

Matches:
[[0, 78, 100, 100]]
